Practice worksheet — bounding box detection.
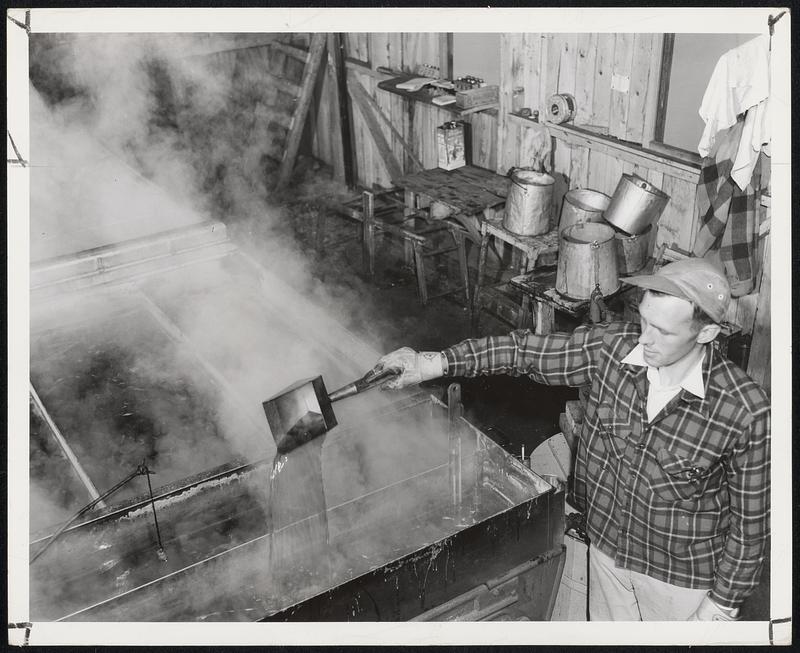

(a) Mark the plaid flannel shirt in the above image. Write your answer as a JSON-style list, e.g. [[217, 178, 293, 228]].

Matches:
[[693, 118, 763, 297], [442, 323, 770, 610]]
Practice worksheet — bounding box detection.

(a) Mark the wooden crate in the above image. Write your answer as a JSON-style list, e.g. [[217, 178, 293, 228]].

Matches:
[[455, 85, 499, 109]]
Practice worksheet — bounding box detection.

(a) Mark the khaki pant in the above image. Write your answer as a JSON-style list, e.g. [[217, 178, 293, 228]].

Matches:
[[589, 545, 708, 621]]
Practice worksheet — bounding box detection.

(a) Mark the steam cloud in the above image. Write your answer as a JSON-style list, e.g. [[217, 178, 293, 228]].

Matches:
[[28, 32, 517, 621]]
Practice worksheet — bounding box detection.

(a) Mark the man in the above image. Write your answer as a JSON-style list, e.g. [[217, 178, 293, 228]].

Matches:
[[375, 258, 770, 621]]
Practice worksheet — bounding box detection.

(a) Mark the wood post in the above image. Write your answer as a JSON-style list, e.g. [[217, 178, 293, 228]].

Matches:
[[362, 190, 376, 277], [325, 34, 347, 185], [275, 33, 327, 191]]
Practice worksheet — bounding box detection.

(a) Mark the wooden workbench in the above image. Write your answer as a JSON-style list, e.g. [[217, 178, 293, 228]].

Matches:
[[393, 165, 509, 219]]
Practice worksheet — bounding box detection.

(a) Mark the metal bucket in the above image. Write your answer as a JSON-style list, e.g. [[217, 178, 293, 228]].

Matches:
[[614, 223, 652, 275], [556, 222, 620, 300], [503, 169, 554, 236], [604, 174, 669, 235], [559, 189, 611, 233]]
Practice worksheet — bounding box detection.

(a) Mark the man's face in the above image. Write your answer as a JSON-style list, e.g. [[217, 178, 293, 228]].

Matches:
[[637, 291, 702, 368]]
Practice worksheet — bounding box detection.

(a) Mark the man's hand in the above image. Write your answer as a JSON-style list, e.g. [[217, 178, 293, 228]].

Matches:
[[688, 594, 739, 621], [374, 347, 445, 390]]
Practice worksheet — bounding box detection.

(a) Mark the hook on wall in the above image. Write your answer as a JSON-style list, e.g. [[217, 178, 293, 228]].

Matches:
[[768, 11, 786, 37], [6, 9, 30, 35]]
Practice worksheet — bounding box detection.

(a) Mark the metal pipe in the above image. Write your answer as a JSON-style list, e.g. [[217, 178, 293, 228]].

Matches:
[[31, 464, 145, 563], [143, 465, 167, 561], [29, 383, 104, 506], [411, 545, 565, 621]]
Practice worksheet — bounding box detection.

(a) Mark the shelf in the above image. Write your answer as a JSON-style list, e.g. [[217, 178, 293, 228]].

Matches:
[[378, 76, 498, 118], [508, 113, 700, 184]]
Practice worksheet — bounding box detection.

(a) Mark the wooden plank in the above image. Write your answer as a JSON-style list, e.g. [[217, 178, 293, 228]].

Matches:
[[603, 150, 625, 197], [516, 116, 701, 183], [344, 33, 370, 64], [552, 140, 572, 225], [356, 76, 424, 170], [324, 34, 346, 184], [574, 33, 597, 126], [522, 33, 543, 114], [497, 33, 518, 174], [376, 78, 402, 175], [641, 33, 665, 149], [348, 75, 404, 183], [518, 122, 549, 170], [467, 112, 496, 170], [271, 40, 309, 63], [509, 33, 526, 167], [591, 33, 616, 133], [312, 55, 331, 164], [654, 34, 675, 144], [647, 168, 664, 190], [746, 233, 770, 388], [587, 148, 606, 192], [557, 33, 579, 98], [403, 33, 439, 75], [543, 33, 561, 101], [371, 76, 392, 189], [276, 33, 327, 191], [439, 33, 453, 79], [609, 33, 634, 140], [570, 144, 590, 189], [393, 94, 412, 173], [369, 33, 388, 70], [654, 174, 695, 251], [626, 33, 653, 144]]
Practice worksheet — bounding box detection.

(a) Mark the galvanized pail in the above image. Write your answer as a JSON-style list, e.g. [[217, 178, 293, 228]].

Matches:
[[559, 188, 611, 234], [614, 223, 652, 275], [604, 174, 669, 235], [556, 222, 620, 300], [503, 169, 554, 236]]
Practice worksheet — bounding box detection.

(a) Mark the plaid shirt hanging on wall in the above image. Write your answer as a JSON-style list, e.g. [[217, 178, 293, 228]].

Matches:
[[692, 118, 763, 297]]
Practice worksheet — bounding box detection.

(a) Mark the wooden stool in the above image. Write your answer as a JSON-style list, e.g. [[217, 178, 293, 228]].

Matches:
[[320, 189, 406, 265], [471, 216, 560, 331], [361, 190, 471, 306]]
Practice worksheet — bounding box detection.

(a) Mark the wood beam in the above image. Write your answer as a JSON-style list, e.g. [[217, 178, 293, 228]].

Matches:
[[653, 34, 675, 145], [515, 114, 700, 183], [325, 33, 346, 184], [262, 70, 301, 98], [271, 40, 309, 63], [333, 33, 356, 188], [275, 33, 327, 191], [641, 33, 665, 150]]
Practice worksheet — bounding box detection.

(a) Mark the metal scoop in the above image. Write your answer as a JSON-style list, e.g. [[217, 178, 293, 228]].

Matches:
[[262, 366, 400, 455]]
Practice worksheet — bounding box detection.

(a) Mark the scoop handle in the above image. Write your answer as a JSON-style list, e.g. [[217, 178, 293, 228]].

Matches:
[[327, 367, 400, 403]]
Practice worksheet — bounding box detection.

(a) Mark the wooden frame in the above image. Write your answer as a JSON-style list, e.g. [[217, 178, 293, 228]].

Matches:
[[644, 33, 705, 165], [652, 33, 675, 145]]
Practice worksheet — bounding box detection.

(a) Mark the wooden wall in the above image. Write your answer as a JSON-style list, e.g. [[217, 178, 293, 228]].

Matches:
[[306, 32, 770, 378], [496, 33, 768, 354], [309, 33, 497, 189]]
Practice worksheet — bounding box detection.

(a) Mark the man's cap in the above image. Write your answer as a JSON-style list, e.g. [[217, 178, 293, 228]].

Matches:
[[623, 257, 730, 323]]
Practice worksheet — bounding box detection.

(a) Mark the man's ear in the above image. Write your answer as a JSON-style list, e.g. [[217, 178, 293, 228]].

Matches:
[[695, 323, 721, 345]]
